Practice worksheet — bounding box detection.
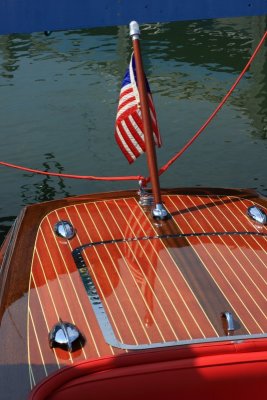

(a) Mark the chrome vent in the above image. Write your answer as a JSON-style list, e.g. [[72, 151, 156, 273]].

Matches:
[[247, 205, 267, 225], [49, 319, 84, 352], [54, 220, 76, 239]]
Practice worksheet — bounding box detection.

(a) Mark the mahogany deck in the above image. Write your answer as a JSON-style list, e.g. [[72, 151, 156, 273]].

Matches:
[[1, 188, 267, 397], [27, 191, 267, 387]]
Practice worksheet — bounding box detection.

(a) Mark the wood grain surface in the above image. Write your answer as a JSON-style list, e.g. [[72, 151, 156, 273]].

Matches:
[[1, 187, 267, 399]]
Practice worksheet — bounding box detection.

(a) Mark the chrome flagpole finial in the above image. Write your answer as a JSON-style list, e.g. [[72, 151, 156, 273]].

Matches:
[[129, 21, 140, 39]]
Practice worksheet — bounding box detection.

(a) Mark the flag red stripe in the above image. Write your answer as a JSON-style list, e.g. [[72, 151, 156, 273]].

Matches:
[[115, 131, 135, 163], [124, 113, 146, 152], [116, 103, 136, 124], [117, 88, 135, 113], [116, 121, 141, 159]]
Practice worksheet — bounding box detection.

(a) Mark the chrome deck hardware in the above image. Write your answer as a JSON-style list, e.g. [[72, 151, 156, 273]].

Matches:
[[138, 181, 154, 207], [54, 220, 76, 239], [221, 311, 235, 336], [138, 181, 169, 219], [247, 205, 267, 225], [49, 319, 84, 352], [152, 203, 169, 220], [139, 193, 154, 207]]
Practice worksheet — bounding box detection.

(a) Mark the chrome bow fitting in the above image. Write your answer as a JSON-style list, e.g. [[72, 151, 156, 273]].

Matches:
[[49, 319, 84, 352]]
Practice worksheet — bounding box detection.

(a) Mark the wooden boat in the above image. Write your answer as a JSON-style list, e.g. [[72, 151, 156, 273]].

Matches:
[[1, 19, 267, 400], [1, 185, 267, 399]]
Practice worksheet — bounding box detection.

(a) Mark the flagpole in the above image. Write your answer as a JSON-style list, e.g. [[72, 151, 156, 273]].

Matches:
[[130, 21, 167, 220]]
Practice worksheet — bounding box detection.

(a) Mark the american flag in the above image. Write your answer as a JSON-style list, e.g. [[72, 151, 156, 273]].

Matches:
[[115, 54, 162, 164]]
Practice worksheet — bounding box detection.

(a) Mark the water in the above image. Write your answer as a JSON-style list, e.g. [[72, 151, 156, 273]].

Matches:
[[0, 16, 266, 244]]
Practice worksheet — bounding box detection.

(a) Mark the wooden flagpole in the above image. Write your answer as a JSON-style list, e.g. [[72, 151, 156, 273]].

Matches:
[[130, 21, 167, 219]]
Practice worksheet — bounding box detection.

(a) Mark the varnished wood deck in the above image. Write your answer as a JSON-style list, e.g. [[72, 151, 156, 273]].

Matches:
[[1, 188, 267, 397], [27, 191, 267, 387]]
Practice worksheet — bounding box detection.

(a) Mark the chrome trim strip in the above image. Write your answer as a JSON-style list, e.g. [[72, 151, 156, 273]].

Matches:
[[72, 247, 119, 348]]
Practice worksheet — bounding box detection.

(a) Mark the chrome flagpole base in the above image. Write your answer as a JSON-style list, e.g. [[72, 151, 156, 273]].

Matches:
[[152, 203, 169, 220]]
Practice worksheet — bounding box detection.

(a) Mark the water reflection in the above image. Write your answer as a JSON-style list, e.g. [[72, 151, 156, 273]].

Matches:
[[20, 153, 71, 204], [0, 35, 26, 80], [0, 16, 266, 246], [245, 18, 267, 139], [0, 154, 72, 243], [142, 17, 267, 139]]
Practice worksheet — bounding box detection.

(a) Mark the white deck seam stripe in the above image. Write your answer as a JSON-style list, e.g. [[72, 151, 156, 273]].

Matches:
[[195, 195, 267, 322], [78, 203, 152, 344], [107, 200, 180, 340], [40, 224, 87, 359], [93, 201, 167, 341], [218, 196, 267, 284], [35, 246, 74, 363], [46, 211, 101, 357], [31, 273, 60, 368], [167, 195, 251, 334], [72, 204, 139, 346], [69, 204, 124, 347], [29, 308, 48, 376], [120, 198, 194, 339]]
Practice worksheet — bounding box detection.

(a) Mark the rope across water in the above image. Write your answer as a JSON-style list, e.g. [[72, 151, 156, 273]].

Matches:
[[0, 160, 143, 182]]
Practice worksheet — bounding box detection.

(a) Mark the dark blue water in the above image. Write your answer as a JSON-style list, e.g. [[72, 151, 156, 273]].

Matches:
[[0, 16, 266, 243]]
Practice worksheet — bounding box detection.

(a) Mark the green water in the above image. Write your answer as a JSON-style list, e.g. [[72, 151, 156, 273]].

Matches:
[[0, 16, 266, 243]]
